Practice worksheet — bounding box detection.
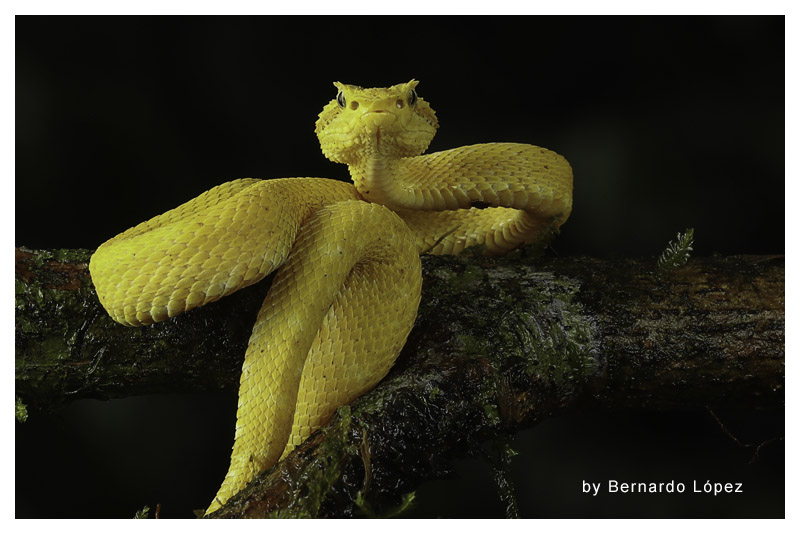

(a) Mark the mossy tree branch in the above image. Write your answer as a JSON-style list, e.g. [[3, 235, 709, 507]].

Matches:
[[14, 247, 784, 517]]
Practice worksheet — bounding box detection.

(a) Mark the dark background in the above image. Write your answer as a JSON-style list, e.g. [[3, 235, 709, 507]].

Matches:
[[16, 16, 784, 518]]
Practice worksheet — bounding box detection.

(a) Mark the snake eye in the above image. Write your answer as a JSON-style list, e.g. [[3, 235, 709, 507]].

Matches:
[[407, 89, 418, 107], [336, 91, 346, 108]]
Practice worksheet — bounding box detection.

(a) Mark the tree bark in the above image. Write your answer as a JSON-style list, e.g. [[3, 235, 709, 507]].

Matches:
[[14, 247, 784, 517]]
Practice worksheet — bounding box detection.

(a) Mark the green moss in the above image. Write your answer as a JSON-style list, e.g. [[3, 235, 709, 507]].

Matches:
[[354, 490, 416, 518], [15, 396, 28, 423], [488, 269, 597, 388], [482, 403, 501, 426], [455, 333, 491, 357], [271, 405, 354, 518]]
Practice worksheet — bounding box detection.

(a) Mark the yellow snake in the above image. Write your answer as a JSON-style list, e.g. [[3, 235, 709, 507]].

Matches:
[[88, 80, 573, 515]]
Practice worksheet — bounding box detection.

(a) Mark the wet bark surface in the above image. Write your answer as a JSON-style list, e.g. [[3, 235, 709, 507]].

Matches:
[[15, 247, 784, 517]]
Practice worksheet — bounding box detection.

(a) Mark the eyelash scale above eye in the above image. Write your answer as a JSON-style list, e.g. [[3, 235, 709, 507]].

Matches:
[[335, 89, 416, 110]]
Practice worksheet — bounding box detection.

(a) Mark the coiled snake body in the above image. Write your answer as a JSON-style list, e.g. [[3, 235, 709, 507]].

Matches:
[[89, 80, 573, 514]]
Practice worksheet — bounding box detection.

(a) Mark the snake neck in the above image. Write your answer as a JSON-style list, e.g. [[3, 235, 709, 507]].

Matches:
[[348, 152, 411, 209]]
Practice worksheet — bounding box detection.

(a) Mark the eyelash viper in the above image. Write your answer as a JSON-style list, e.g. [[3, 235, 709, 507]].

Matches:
[[88, 80, 573, 515]]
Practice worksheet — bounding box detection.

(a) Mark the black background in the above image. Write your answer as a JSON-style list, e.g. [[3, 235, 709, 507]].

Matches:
[[16, 16, 784, 518]]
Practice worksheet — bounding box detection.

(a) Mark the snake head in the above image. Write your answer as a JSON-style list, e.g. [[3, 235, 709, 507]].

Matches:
[[315, 80, 439, 165]]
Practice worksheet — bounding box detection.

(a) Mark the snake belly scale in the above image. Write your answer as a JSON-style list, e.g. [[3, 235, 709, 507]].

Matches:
[[88, 80, 573, 515]]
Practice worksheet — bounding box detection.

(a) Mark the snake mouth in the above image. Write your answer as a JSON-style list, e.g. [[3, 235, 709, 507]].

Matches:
[[361, 111, 397, 152]]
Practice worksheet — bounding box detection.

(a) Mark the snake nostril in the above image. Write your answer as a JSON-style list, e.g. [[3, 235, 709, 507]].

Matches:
[[350, 101, 359, 110], [396, 99, 404, 109]]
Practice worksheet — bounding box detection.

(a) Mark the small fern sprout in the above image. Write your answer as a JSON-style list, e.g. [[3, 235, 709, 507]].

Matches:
[[657, 228, 695, 274]]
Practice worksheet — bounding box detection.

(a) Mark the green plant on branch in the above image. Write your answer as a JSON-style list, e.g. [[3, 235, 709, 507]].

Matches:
[[657, 228, 695, 274]]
